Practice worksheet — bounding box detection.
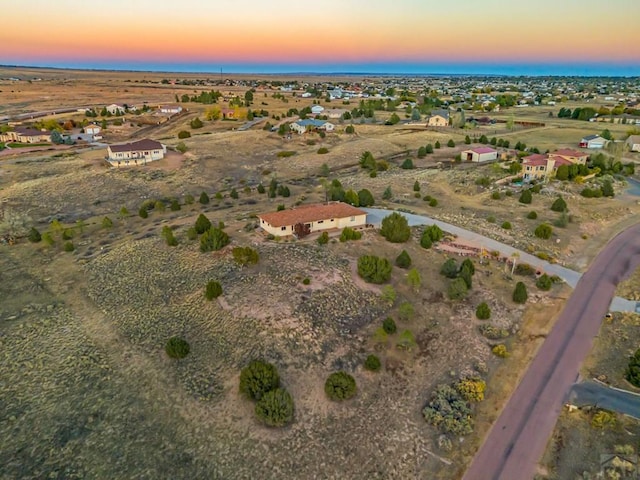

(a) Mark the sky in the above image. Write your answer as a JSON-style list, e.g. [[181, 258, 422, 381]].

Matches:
[[2, 0, 639, 76]]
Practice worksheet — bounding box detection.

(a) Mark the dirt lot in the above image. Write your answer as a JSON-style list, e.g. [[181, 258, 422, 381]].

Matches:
[[2, 68, 640, 479]]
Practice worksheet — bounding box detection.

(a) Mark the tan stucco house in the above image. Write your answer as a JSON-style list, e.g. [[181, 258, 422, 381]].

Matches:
[[426, 109, 450, 127], [107, 139, 166, 166], [548, 149, 588, 165], [0, 127, 51, 144], [626, 135, 640, 152], [258, 202, 367, 237]]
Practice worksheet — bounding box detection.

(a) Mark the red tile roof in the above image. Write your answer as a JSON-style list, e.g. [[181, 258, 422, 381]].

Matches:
[[551, 149, 587, 158], [258, 202, 366, 227], [523, 154, 548, 167], [109, 139, 163, 153], [552, 157, 573, 166]]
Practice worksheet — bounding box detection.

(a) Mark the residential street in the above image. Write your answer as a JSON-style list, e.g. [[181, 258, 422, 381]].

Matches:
[[460, 222, 640, 480], [569, 381, 640, 420]]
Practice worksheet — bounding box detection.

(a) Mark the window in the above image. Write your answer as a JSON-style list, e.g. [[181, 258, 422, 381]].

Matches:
[[350, 216, 355, 221], [318, 220, 323, 224], [281, 226, 287, 231], [330, 219, 334, 222]]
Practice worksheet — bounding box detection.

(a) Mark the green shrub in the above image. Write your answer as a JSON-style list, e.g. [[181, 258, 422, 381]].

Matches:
[[205, 280, 223, 300], [232, 246, 259, 266], [400, 158, 414, 169], [413, 180, 421, 192], [357, 189, 375, 207], [28, 227, 42, 243], [501, 221, 512, 230], [625, 348, 640, 388], [429, 198, 438, 207], [380, 212, 411, 243], [382, 186, 393, 200], [317, 147, 329, 154], [170, 199, 181, 211], [396, 329, 417, 350], [230, 188, 239, 199], [254, 388, 294, 427], [161, 225, 178, 246], [591, 409, 616, 429], [513, 281, 528, 303], [199, 191, 210, 204], [398, 301, 415, 321], [487, 215, 496, 223], [420, 233, 432, 249], [514, 263, 536, 276], [190, 117, 203, 129], [178, 130, 191, 139], [382, 317, 397, 334], [165, 337, 190, 359], [277, 150, 296, 158], [102, 216, 114, 229], [195, 213, 212, 234], [530, 184, 542, 193], [364, 354, 382, 372], [491, 191, 501, 200], [340, 227, 362, 242], [239, 360, 280, 401], [186, 227, 198, 240], [200, 226, 229, 252], [519, 189, 532, 204], [440, 258, 459, 278], [317, 231, 329, 245], [447, 139, 455, 147], [184, 194, 195, 205], [526, 211, 537, 220], [550, 196, 567, 212], [357, 255, 392, 284], [325, 371, 357, 401], [448, 277, 468, 300], [476, 302, 491, 320], [62, 228, 73, 240], [534, 223, 553, 239], [175, 142, 187, 153], [63, 241, 75, 252], [42, 233, 54, 246], [395, 249, 412, 268], [455, 378, 486, 402], [536, 273, 552, 291], [554, 212, 570, 228], [302, 277, 311, 285], [422, 384, 473, 435]]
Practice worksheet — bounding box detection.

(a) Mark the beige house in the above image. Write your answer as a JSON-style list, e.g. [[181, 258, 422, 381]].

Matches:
[[426, 109, 450, 127], [84, 124, 102, 140], [521, 153, 574, 182], [258, 202, 367, 237], [626, 135, 640, 152], [0, 127, 51, 144], [107, 139, 166, 166]]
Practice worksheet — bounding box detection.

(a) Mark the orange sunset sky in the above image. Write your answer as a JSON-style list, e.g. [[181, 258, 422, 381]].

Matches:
[[1, 0, 639, 74]]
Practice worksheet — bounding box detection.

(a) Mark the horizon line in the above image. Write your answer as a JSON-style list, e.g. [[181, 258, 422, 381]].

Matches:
[[1, 63, 639, 79]]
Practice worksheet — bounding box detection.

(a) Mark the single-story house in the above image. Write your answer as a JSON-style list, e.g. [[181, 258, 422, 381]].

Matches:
[[462, 146, 498, 163], [106, 104, 125, 115], [0, 127, 51, 144], [159, 105, 183, 115], [221, 108, 235, 119], [625, 135, 640, 152], [84, 124, 102, 140], [311, 105, 325, 115], [257, 202, 367, 237], [106, 139, 166, 166], [579, 134, 608, 149], [426, 109, 450, 127], [290, 119, 335, 134], [549, 148, 589, 165]]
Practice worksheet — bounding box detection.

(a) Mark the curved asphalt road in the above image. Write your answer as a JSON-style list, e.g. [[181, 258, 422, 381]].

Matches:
[[363, 208, 637, 312], [461, 222, 640, 480], [570, 381, 640, 420]]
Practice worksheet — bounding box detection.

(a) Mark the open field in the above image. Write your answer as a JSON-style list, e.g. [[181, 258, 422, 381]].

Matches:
[[2, 67, 640, 479]]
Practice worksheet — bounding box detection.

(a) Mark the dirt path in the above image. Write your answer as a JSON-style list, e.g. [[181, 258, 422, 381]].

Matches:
[[462, 221, 640, 480]]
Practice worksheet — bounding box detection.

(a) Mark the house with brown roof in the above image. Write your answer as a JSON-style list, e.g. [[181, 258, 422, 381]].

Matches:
[[426, 109, 450, 127], [257, 202, 367, 237], [106, 139, 166, 166], [548, 149, 588, 165], [0, 126, 51, 144]]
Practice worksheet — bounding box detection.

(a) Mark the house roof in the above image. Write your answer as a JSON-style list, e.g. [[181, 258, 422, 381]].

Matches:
[[582, 134, 601, 141], [258, 202, 366, 228], [294, 119, 328, 128], [465, 147, 497, 154], [551, 149, 587, 157], [553, 157, 573, 166], [430, 109, 450, 119], [15, 126, 48, 136], [108, 139, 163, 153], [523, 154, 548, 166], [626, 135, 640, 144]]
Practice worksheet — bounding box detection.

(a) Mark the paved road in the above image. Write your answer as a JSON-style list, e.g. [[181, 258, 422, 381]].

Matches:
[[569, 381, 640, 420], [363, 208, 638, 312], [461, 222, 640, 480]]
